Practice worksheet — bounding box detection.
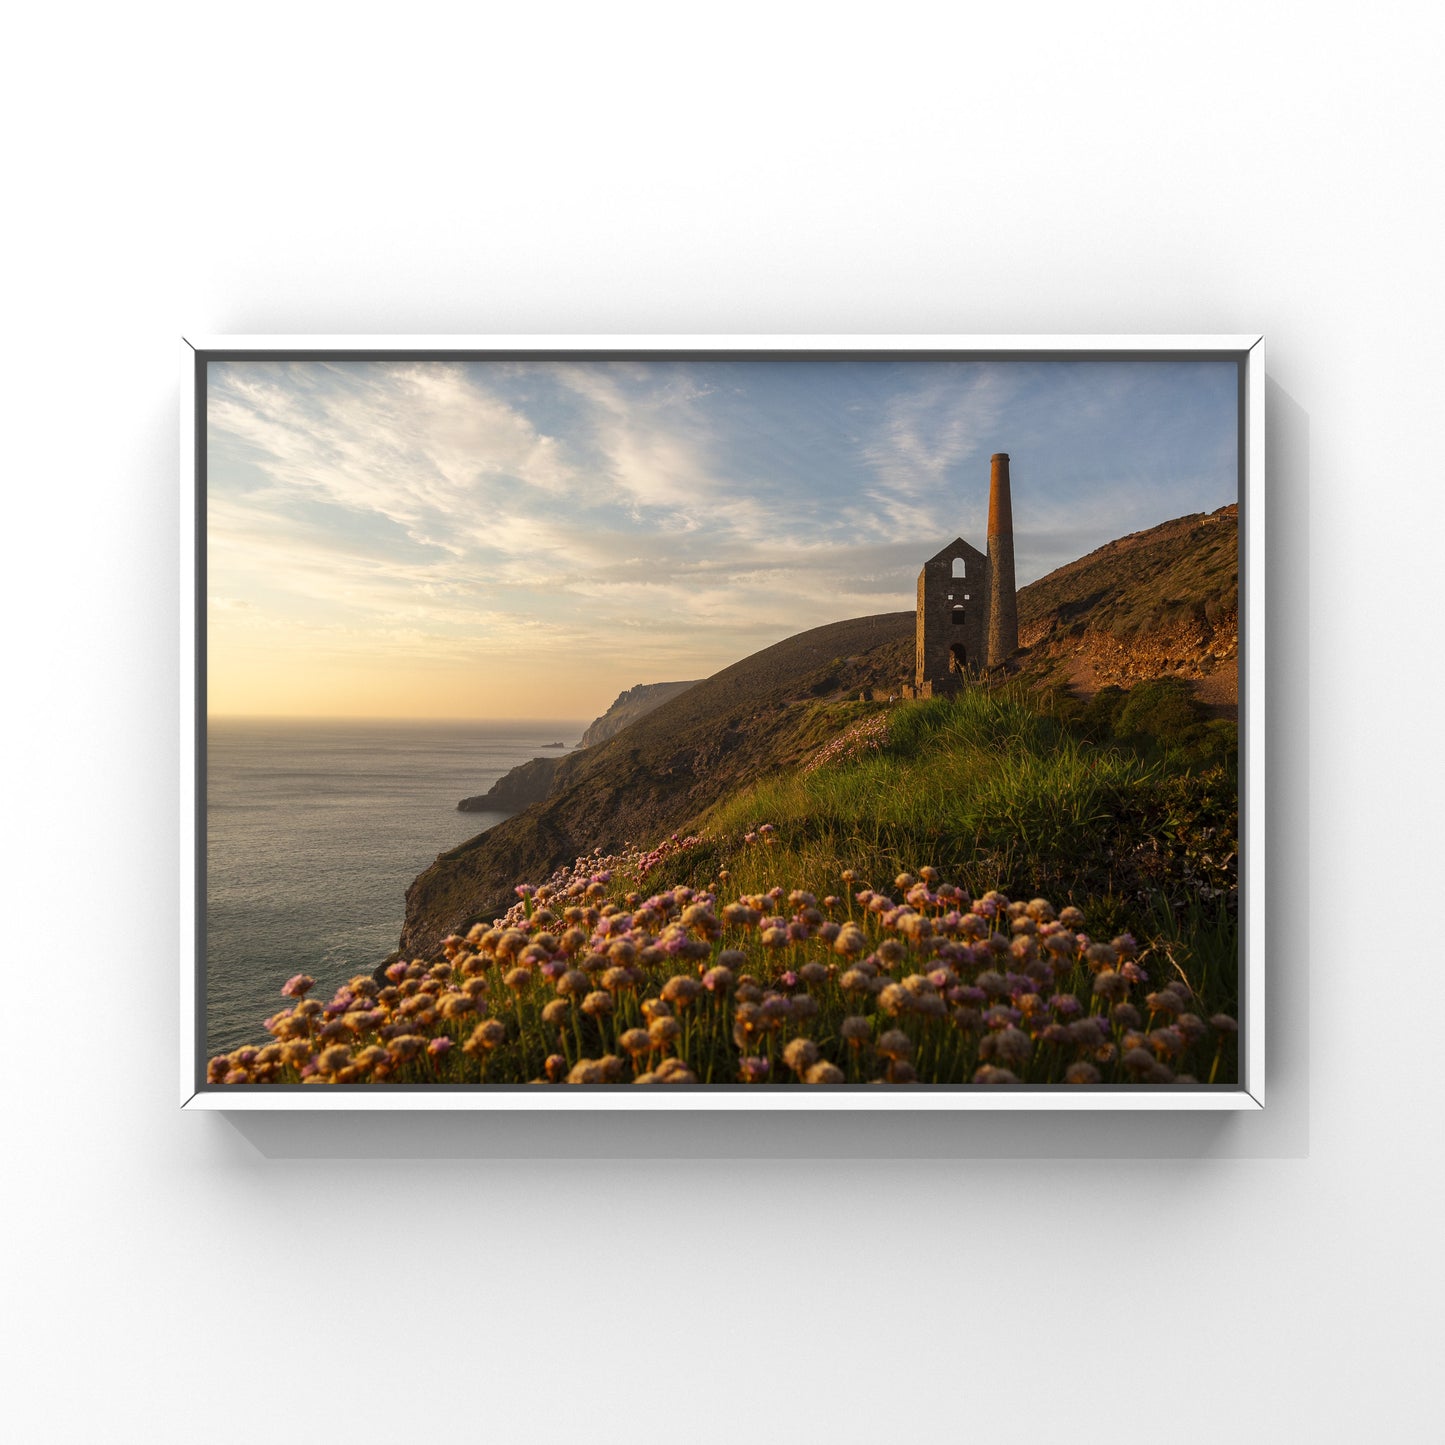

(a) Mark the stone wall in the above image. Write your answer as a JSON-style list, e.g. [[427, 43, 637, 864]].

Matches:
[[915, 538, 990, 692]]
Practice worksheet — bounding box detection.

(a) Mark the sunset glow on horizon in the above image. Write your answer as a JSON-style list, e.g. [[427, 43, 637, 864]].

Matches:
[[206, 357, 1237, 719]]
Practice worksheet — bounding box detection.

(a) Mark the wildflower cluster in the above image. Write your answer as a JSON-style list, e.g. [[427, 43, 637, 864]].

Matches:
[[211, 859, 1238, 1088], [802, 714, 891, 776], [492, 837, 707, 933]]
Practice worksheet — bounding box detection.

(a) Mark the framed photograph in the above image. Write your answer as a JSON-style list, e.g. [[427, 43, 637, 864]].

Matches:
[[181, 335, 1264, 1110]]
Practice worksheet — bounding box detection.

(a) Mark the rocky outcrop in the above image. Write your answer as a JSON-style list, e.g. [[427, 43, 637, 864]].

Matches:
[[458, 755, 563, 813], [578, 681, 701, 748], [1034, 610, 1238, 687]]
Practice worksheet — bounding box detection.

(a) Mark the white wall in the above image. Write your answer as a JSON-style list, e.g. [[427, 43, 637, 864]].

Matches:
[[6, 3, 1440, 1440]]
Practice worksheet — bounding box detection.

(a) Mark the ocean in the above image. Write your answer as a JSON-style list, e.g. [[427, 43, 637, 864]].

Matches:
[[204, 718, 586, 1056]]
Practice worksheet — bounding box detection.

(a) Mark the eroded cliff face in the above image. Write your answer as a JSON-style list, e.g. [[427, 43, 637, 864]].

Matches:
[[577, 681, 701, 748]]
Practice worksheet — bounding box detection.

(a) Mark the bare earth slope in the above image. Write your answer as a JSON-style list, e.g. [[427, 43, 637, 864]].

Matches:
[[1015, 503, 1238, 711], [400, 613, 913, 955]]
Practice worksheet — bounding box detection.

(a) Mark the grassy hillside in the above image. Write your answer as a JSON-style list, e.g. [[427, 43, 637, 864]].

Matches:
[[637, 684, 1236, 1006], [1020, 503, 1238, 638]]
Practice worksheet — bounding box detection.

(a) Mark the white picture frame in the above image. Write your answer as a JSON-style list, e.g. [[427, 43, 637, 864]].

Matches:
[[181, 334, 1264, 1111]]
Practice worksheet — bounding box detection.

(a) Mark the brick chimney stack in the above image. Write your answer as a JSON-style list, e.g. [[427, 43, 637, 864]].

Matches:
[[986, 452, 1018, 668]]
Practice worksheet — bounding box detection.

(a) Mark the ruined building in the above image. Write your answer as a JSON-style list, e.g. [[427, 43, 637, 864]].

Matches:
[[910, 452, 1019, 696]]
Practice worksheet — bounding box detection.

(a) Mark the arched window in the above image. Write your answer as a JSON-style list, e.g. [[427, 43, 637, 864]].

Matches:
[[951, 606, 966, 626], [951, 557, 967, 579]]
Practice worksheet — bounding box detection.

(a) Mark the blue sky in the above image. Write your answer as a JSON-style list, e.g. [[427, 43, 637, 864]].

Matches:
[[207, 357, 1238, 717]]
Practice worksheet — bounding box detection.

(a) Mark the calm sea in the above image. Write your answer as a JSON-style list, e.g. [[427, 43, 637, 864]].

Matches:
[[205, 718, 586, 1055]]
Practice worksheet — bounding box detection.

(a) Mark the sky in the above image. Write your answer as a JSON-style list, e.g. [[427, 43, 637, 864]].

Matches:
[[206, 357, 1239, 719]]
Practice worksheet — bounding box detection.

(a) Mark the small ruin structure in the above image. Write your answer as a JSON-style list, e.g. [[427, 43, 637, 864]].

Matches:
[[909, 452, 1019, 696]]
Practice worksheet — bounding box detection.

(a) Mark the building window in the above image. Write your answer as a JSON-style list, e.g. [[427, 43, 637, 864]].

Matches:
[[952, 606, 966, 626], [952, 558, 967, 579]]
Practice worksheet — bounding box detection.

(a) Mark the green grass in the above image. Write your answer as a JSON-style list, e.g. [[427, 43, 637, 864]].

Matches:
[[637, 683, 1239, 1016]]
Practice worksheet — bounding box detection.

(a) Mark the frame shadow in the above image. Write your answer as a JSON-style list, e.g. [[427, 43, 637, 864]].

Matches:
[[218, 379, 1309, 1161]]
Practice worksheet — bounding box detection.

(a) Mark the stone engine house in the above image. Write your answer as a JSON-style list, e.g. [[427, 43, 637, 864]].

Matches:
[[911, 452, 1019, 696]]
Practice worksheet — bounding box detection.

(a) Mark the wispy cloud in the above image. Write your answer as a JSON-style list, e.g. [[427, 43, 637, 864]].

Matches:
[[857, 366, 1011, 532], [206, 357, 1238, 717]]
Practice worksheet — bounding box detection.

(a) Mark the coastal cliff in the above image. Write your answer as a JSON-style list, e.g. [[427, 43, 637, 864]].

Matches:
[[458, 755, 563, 813], [578, 680, 701, 748], [457, 679, 703, 814], [403, 612, 914, 956]]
